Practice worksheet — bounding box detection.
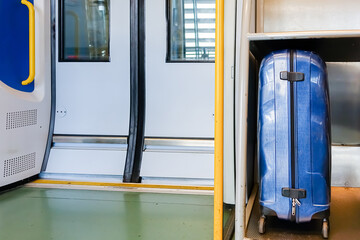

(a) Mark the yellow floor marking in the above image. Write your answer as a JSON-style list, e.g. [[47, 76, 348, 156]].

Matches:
[[32, 179, 214, 191]]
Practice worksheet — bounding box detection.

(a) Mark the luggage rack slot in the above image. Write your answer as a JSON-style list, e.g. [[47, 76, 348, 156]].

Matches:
[[247, 30, 360, 41], [249, 37, 360, 62], [235, 0, 342, 239]]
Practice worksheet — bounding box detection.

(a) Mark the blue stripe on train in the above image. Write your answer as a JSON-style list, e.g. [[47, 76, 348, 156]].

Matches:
[[0, 0, 35, 93]]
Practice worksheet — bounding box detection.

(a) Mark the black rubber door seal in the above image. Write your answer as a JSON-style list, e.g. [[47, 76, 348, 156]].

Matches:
[[123, 0, 146, 183]]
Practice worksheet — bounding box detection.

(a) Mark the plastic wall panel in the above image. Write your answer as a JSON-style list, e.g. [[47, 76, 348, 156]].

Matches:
[[328, 62, 360, 144], [46, 149, 126, 175], [263, 0, 360, 32], [332, 146, 360, 187], [141, 152, 214, 179]]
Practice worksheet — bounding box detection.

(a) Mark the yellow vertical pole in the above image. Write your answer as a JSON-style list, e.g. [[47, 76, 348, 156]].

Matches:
[[214, 0, 224, 239]]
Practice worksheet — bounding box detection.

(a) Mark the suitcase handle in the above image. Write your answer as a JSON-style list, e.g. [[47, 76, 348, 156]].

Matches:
[[280, 71, 304, 82], [282, 187, 306, 199]]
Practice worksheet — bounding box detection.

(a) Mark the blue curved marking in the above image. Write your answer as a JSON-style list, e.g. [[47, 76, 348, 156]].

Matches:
[[0, 0, 34, 92]]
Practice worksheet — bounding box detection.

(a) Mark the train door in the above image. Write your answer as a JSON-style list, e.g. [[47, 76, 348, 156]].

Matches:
[[143, 0, 216, 184], [0, 1, 51, 186], [44, 0, 130, 176]]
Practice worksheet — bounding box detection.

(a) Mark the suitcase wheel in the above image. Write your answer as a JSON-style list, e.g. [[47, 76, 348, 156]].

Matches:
[[258, 215, 266, 234], [322, 218, 329, 239]]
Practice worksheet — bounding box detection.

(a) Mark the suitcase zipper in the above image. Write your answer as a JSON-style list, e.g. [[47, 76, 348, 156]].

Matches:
[[292, 198, 301, 216], [280, 50, 306, 221], [290, 50, 297, 220], [290, 50, 295, 190]]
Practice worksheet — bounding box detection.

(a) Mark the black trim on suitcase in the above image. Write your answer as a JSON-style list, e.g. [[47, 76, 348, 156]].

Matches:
[[290, 50, 296, 192], [282, 187, 306, 199], [260, 205, 278, 217], [280, 50, 306, 221], [312, 209, 330, 220], [280, 71, 304, 82]]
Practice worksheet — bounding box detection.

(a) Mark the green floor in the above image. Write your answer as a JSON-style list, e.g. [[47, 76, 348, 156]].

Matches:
[[0, 187, 228, 240]]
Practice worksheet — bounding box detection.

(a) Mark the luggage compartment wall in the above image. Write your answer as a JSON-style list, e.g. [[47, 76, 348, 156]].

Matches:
[[254, 1, 360, 187], [253, 54, 360, 188], [261, 0, 360, 33], [328, 62, 360, 187], [328, 62, 360, 144]]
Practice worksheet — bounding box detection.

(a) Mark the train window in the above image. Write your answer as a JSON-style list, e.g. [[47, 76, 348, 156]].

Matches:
[[59, 0, 110, 62], [167, 0, 215, 62]]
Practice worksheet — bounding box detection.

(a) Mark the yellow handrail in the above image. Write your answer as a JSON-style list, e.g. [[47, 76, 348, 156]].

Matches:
[[21, 0, 35, 86], [66, 11, 80, 57], [214, 0, 224, 239]]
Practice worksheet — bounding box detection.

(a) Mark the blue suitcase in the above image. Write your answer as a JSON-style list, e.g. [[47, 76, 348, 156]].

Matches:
[[257, 50, 331, 238]]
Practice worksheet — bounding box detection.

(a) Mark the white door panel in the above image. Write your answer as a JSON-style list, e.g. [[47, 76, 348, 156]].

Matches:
[[145, 0, 215, 138], [142, 0, 214, 183], [54, 0, 130, 135]]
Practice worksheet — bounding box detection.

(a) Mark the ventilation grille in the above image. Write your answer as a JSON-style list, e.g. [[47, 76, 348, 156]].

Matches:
[[3, 153, 36, 177], [6, 109, 37, 130]]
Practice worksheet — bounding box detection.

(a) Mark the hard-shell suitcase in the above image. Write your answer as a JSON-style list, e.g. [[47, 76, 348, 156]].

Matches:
[[257, 50, 331, 238]]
